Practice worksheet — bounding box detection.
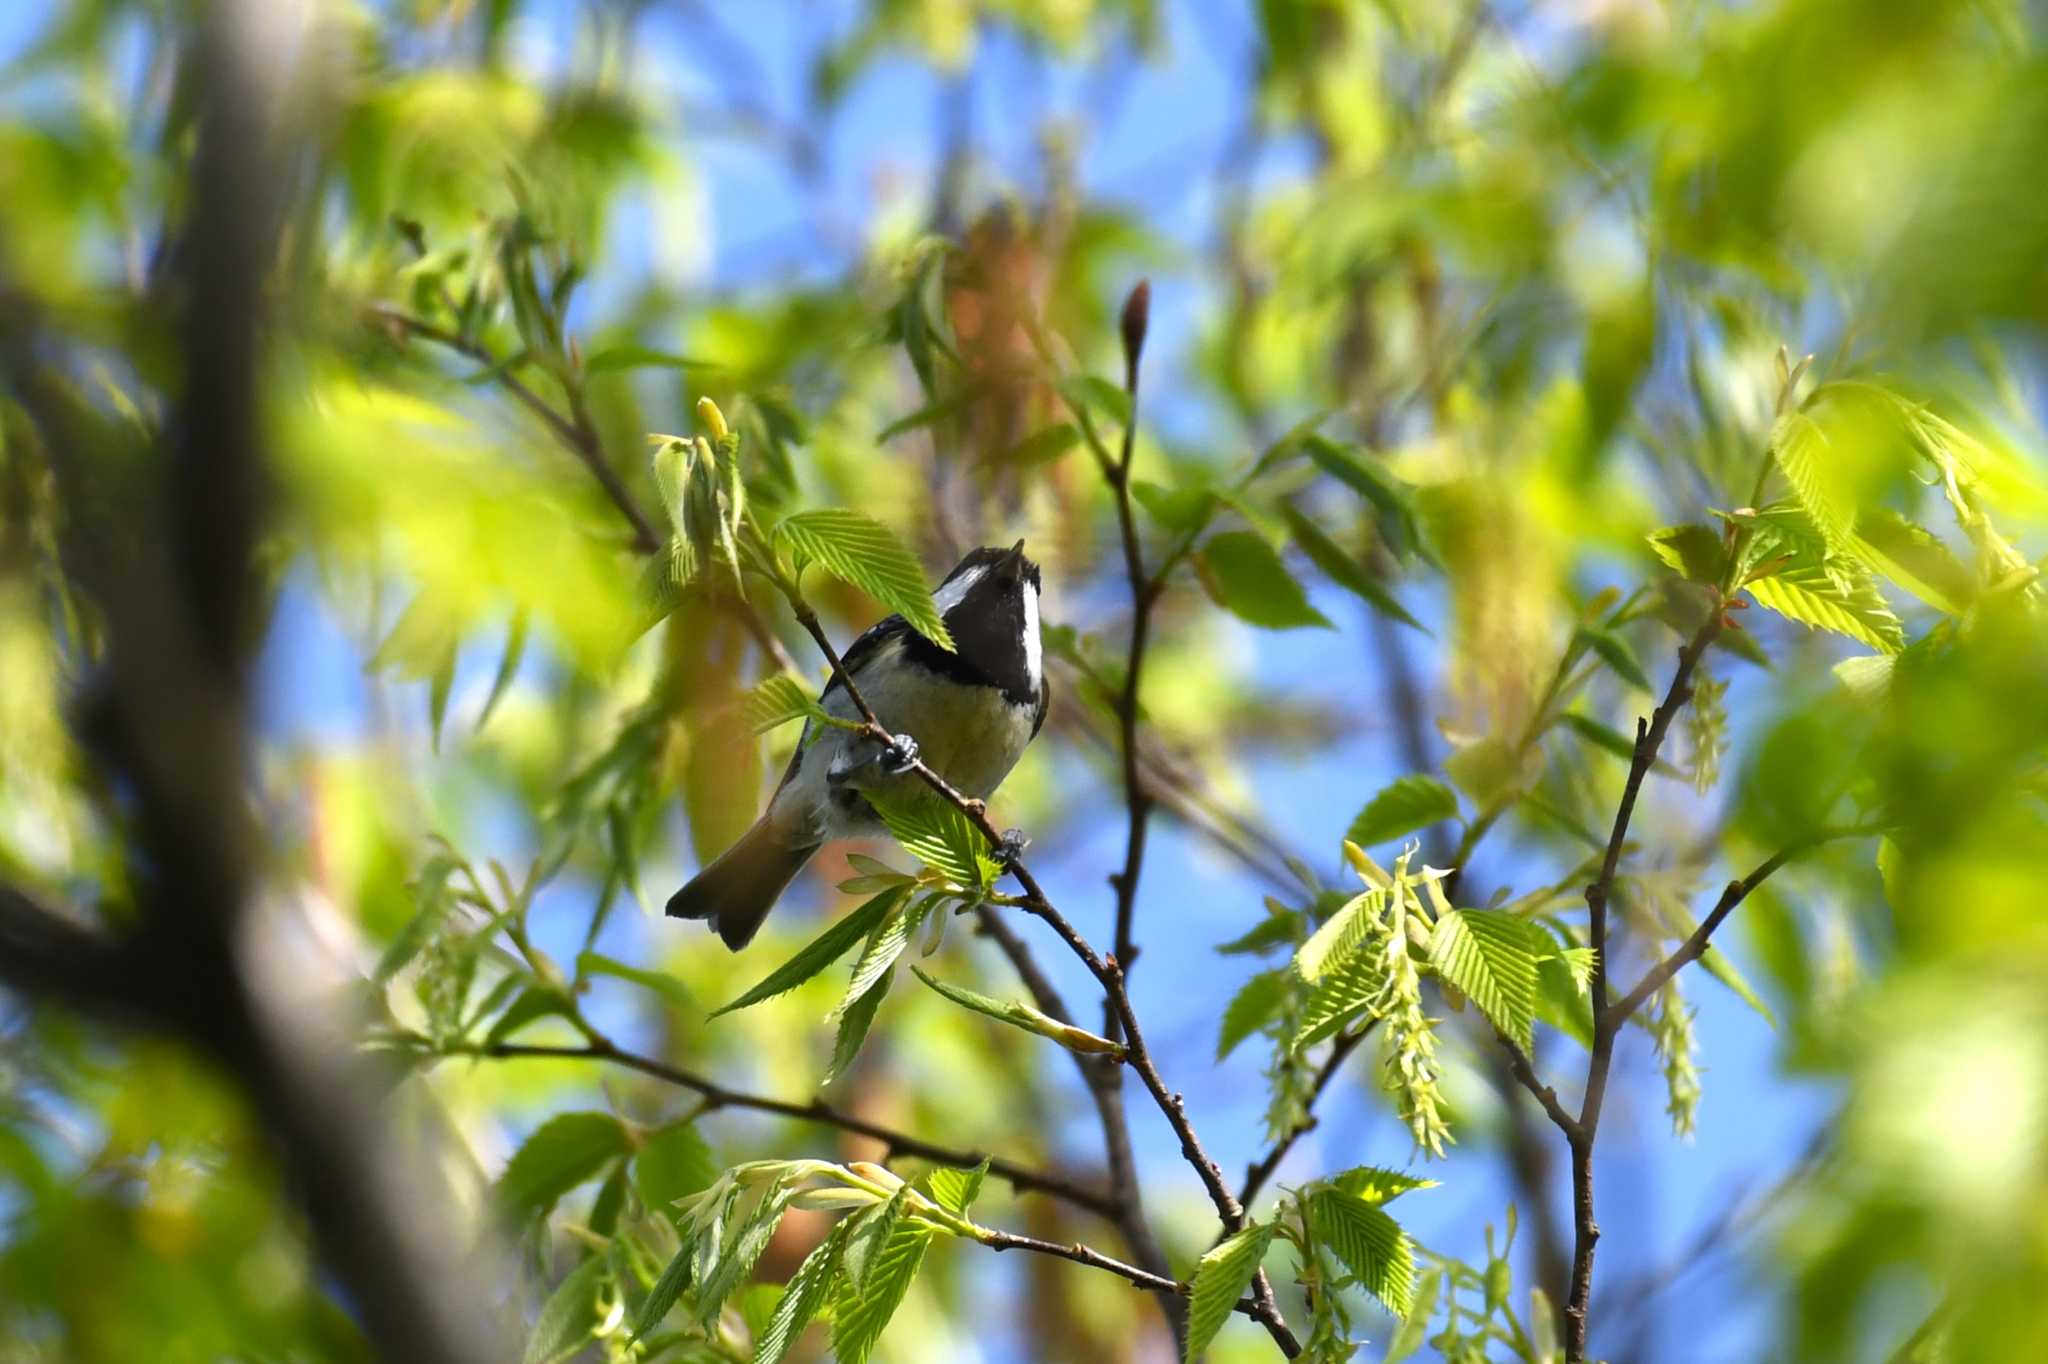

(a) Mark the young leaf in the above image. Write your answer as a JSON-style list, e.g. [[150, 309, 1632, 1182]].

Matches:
[[1002, 422, 1080, 468], [1428, 910, 1542, 1050], [633, 1237, 696, 1343], [1277, 501, 1424, 631], [1307, 1189, 1414, 1316], [524, 1254, 607, 1364], [1216, 907, 1304, 956], [1185, 1221, 1276, 1364], [1218, 969, 1290, 1060], [1744, 560, 1904, 653], [744, 674, 823, 734], [1330, 1166, 1439, 1205], [1295, 891, 1379, 982], [1536, 938, 1596, 1049], [710, 886, 912, 1017], [832, 1190, 935, 1364], [1383, 1264, 1442, 1364], [578, 950, 695, 1009], [1195, 531, 1333, 630], [1699, 944, 1778, 1028], [476, 608, 528, 732], [833, 896, 925, 1021], [1294, 946, 1389, 1051], [753, 1219, 851, 1364], [498, 1112, 631, 1222], [583, 344, 716, 374], [695, 1179, 797, 1329], [926, 1159, 990, 1216], [825, 965, 895, 1084], [870, 794, 998, 889], [1575, 625, 1652, 691], [1646, 524, 1728, 585], [1851, 507, 1975, 615], [1131, 479, 1218, 534], [911, 966, 1122, 1054], [1771, 409, 1855, 554], [1305, 435, 1423, 559], [1346, 775, 1459, 849], [776, 509, 954, 650], [635, 1122, 717, 1214], [1055, 373, 1133, 428]]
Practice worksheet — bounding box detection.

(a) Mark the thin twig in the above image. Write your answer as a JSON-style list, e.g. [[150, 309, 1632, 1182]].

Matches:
[[976, 1227, 1263, 1323], [451, 1039, 1118, 1219]]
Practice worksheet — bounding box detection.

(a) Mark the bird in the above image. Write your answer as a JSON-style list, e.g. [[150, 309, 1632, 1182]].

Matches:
[[667, 540, 1048, 949]]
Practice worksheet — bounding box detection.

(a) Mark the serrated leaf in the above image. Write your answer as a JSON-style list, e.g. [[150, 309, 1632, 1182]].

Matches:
[[911, 967, 1124, 1056], [825, 963, 894, 1084], [1850, 507, 1975, 615], [832, 1189, 934, 1364], [1218, 969, 1290, 1060], [1307, 1190, 1414, 1316], [1429, 910, 1542, 1050], [635, 1123, 717, 1214], [1293, 946, 1389, 1051], [525, 1254, 607, 1364], [1347, 775, 1458, 849], [1833, 652, 1895, 700], [498, 1112, 630, 1222], [1536, 934, 1596, 1049], [374, 853, 461, 983], [1744, 560, 1903, 653], [1330, 1166, 1438, 1205], [711, 887, 911, 1017], [1185, 1221, 1276, 1364], [926, 1160, 989, 1216], [1383, 1264, 1441, 1363], [633, 1237, 696, 1343], [871, 794, 998, 889], [1575, 625, 1652, 691], [1196, 530, 1333, 630], [832, 897, 924, 1021], [1278, 501, 1425, 631], [776, 510, 953, 650], [695, 1179, 797, 1329], [1647, 524, 1728, 585], [1295, 891, 1378, 982], [744, 674, 823, 734], [1771, 409, 1856, 554], [753, 1218, 850, 1364]]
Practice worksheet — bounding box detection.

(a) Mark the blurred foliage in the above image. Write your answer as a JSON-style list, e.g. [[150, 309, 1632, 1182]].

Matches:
[[2, 0, 2047, 1361]]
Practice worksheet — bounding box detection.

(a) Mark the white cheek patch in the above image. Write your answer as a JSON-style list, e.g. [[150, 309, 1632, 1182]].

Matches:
[[932, 566, 984, 614], [1021, 580, 1041, 687]]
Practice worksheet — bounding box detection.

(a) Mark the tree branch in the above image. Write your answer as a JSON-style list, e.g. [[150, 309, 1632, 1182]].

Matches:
[[450, 1038, 1117, 1218]]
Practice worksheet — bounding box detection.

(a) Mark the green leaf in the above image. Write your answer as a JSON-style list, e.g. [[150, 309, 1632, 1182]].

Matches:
[[912, 966, 1124, 1056], [1575, 625, 1652, 691], [583, 344, 716, 374], [1002, 422, 1080, 468], [1647, 524, 1728, 585], [633, 1237, 696, 1343], [1056, 373, 1132, 428], [1383, 1264, 1441, 1363], [695, 1179, 797, 1329], [1745, 560, 1904, 653], [832, 896, 924, 1021], [476, 609, 528, 732], [1217, 969, 1290, 1060], [1195, 531, 1333, 630], [776, 510, 953, 651], [1305, 435, 1423, 559], [1277, 501, 1425, 632], [1294, 891, 1378, 983], [1698, 945, 1778, 1028], [1184, 1221, 1276, 1364], [832, 1189, 934, 1364], [744, 674, 824, 734], [1347, 775, 1459, 849], [481, 986, 574, 1048], [877, 393, 970, 443], [1131, 479, 1218, 535], [753, 1219, 851, 1364], [926, 1159, 989, 1216], [1851, 507, 1975, 615], [1429, 910, 1543, 1050], [635, 1123, 717, 1215], [711, 886, 912, 1017], [1535, 930, 1596, 1049], [1216, 906, 1304, 956], [825, 964, 895, 1085], [525, 1254, 607, 1364], [871, 793, 998, 889], [1833, 652, 1895, 700], [1307, 1189, 1414, 1316], [1330, 1166, 1438, 1205], [578, 950, 694, 1010], [1771, 409, 1856, 554], [1559, 711, 1639, 764], [1443, 736, 1530, 809], [498, 1112, 630, 1222], [1294, 946, 1389, 1051]]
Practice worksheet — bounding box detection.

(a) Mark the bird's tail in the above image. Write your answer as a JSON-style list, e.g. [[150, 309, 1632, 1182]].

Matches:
[[665, 819, 818, 951]]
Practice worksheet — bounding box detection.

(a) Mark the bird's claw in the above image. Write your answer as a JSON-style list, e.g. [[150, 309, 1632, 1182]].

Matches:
[[880, 733, 921, 775], [996, 828, 1031, 870]]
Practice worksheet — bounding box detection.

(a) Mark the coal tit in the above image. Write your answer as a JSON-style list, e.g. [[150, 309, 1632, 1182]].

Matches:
[[667, 540, 1047, 949]]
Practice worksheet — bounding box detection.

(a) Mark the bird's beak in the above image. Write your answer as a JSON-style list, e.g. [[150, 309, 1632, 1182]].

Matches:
[[1002, 539, 1027, 572]]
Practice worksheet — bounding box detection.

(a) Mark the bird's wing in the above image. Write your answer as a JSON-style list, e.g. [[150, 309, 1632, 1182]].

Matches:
[[1032, 672, 1050, 739], [822, 613, 911, 702]]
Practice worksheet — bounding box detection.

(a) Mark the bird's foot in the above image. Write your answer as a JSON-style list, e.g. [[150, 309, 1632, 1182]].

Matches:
[[996, 828, 1031, 870], [880, 732, 921, 775]]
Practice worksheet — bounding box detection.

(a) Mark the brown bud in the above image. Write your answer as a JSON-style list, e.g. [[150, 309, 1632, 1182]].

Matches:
[[1120, 279, 1151, 379]]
